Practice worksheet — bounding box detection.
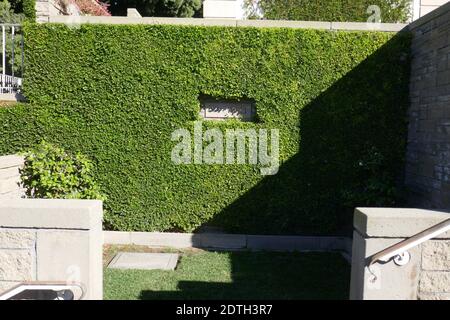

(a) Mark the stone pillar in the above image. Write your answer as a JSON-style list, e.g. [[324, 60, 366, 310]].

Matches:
[[35, 0, 67, 23], [0, 199, 103, 300], [35, 0, 50, 23], [350, 207, 450, 300], [127, 8, 141, 18]]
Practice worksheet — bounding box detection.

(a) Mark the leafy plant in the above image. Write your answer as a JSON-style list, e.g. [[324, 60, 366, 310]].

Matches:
[[20, 141, 106, 200], [7, 0, 34, 20], [341, 146, 398, 207], [107, 0, 202, 17]]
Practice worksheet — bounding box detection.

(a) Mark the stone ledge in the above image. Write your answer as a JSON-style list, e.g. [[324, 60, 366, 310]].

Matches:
[[47, 16, 406, 32], [354, 207, 450, 238], [331, 22, 407, 32], [236, 20, 331, 29], [0, 199, 102, 230]]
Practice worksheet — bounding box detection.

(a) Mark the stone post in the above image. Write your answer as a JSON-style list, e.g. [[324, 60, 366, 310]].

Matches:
[[35, 0, 50, 23], [0, 199, 103, 300], [350, 207, 450, 300]]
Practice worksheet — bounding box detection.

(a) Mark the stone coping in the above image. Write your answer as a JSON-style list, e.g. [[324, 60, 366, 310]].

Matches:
[[0, 199, 102, 230], [354, 207, 450, 238], [47, 16, 407, 32]]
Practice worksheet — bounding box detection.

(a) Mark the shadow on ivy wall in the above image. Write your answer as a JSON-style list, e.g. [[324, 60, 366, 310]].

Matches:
[[206, 32, 411, 236], [84, 33, 402, 295]]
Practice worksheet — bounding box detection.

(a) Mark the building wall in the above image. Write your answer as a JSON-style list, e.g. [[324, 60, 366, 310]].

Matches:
[[406, 2, 450, 210], [413, 0, 450, 20]]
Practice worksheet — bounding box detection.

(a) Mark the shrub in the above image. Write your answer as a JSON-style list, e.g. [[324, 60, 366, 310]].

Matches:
[[108, 0, 202, 18], [245, 0, 411, 23], [20, 141, 105, 200], [22, 0, 35, 20], [0, 24, 410, 234]]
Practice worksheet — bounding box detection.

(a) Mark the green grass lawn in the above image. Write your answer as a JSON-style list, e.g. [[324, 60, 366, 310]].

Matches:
[[104, 248, 350, 300]]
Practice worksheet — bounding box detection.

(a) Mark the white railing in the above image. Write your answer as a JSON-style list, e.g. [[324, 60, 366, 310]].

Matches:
[[0, 24, 23, 94], [0, 74, 22, 94]]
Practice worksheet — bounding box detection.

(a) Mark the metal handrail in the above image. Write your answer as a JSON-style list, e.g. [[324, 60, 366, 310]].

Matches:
[[0, 281, 86, 300], [368, 218, 450, 275]]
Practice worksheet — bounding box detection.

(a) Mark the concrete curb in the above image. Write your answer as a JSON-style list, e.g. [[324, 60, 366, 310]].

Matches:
[[104, 231, 352, 255]]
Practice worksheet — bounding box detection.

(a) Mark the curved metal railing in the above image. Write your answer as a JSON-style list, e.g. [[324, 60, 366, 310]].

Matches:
[[367, 218, 450, 277], [0, 281, 86, 300]]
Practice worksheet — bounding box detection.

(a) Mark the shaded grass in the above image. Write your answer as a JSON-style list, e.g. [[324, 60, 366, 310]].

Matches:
[[104, 250, 350, 300]]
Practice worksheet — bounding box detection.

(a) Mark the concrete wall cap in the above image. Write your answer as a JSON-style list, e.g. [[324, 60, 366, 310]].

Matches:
[[0, 199, 102, 230], [47, 16, 405, 32], [354, 207, 450, 238]]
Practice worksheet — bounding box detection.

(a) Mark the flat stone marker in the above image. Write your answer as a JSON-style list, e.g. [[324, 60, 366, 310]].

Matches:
[[108, 252, 179, 270]]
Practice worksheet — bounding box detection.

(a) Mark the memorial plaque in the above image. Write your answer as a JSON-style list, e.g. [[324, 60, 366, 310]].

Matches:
[[200, 98, 255, 121]]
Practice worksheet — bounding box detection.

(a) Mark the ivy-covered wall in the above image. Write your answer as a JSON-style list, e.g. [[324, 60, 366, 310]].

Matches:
[[0, 24, 411, 234]]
